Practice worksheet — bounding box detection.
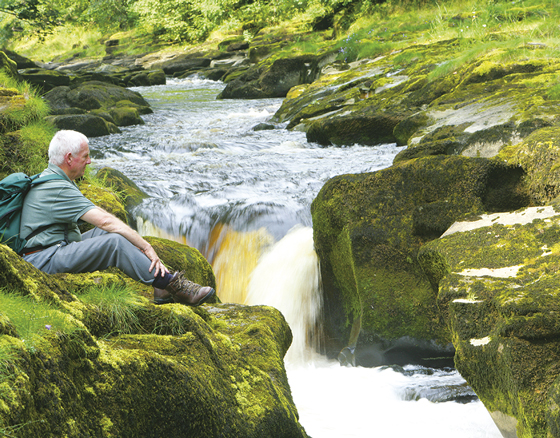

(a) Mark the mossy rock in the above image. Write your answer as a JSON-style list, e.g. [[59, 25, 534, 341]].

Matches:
[[156, 56, 212, 75], [417, 206, 560, 437], [89, 109, 117, 125], [96, 167, 148, 212], [44, 81, 149, 112], [2, 49, 38, 69], [0, 51, 20, 79], [122, 69, 166, 87], [307, 109, 406, 146], [218, 55, 323, 99], [0, 241, 306, 437], [146, 69, 166, 85], [44, 114, 121, 137], [78, 182, 128, 233], [271, 40, 560, 152], [19, 68, 71, 92], [311, 155, 530, 365], [109, 106, 144, 126], [115, 99, 153, 115], [497, 126, 560, 205]]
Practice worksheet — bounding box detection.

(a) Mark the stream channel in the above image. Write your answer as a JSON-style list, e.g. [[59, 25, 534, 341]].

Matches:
[[89, 77, 503, 438]]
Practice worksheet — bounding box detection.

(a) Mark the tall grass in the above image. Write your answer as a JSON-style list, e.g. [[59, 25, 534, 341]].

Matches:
[[10, 25, 105, 62], [0, 292, 81, 351], [78, 284, 144, 335]]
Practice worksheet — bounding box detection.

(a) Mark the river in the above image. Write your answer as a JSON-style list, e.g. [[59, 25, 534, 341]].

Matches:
[[89, 77, 502, 438]]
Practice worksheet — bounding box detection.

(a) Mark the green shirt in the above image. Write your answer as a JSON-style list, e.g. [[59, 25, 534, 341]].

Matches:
[[20, 164, 96, 249]]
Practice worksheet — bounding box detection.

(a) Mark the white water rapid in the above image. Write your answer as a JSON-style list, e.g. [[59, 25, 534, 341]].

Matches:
[[89, 77, 503, 438]]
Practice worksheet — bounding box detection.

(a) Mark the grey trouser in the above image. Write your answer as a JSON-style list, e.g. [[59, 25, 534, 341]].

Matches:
[[23, 228, 155, 285]]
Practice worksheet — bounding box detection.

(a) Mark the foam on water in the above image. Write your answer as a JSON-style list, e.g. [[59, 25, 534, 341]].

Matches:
[[286, 356, 502, 438]]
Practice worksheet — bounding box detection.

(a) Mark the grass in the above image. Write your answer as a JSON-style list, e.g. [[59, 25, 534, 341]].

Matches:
[[0, 291, 82, 351], [78, 284, 144, 335], [10, 25, 106, 63]]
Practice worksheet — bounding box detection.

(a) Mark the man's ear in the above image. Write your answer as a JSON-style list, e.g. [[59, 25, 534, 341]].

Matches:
[[65, 152, 73, 164]]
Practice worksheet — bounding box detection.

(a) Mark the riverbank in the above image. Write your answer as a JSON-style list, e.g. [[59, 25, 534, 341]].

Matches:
[[3, 0, 560, 436]]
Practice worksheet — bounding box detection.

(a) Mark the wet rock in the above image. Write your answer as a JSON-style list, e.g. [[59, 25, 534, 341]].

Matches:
[[218, 54, 331, 99], [311, 155, 530, 364], [45, 114, 121, 137], [418, 205, 560, 438], [252, 123, 276, 131], [19, 68, 71, 92], [158, 56, 212, 75]]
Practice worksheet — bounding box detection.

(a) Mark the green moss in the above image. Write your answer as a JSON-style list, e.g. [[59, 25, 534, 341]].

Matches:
[[0, 238, 305, 437], [78, 182, 128, 230], [417, 207, 560, 436], [498, 127, 560, 205]]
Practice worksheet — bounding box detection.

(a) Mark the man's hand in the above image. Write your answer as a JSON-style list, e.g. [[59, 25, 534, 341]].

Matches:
[[142, 244, 169, 278]]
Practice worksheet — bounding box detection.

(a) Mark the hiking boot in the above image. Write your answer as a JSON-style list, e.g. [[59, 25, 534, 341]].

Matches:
[[153, 288, 174, 305], [165, 271, 215, 306]]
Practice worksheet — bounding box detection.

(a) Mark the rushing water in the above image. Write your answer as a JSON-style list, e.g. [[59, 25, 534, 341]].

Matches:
[[89, 77, 502, 437]]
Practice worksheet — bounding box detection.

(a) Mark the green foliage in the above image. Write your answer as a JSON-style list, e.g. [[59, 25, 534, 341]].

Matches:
[[80, 0, 136, 31], [132, 0, 229, 42], [0, 291, 81, 351], [0, 0, 60, 37], [12, 119, 55, 176], [0, 69, 50, 127], [78, 284, 144, 335]]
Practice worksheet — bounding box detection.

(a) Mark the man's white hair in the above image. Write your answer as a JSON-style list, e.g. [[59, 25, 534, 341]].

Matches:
[[48, 130, 89, 166]]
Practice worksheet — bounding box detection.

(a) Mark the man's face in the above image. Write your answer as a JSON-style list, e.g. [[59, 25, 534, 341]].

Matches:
[[69, 141, 91, 180]]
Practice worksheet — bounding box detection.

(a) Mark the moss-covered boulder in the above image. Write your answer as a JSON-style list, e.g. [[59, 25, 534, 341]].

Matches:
[[19, 68, 71, 92], [417, 205, 560, 438], [218, 54, 332, 99], [44, 81, 149, 110], [109, 106, 145, 126], [311, 155, 530, 366], [96, 166, 149, 212], [44, 114, 121, 137], [497, 126, 560, 206], [43, 81, 151, 131], [0, 235, 306, 437], [77, 182, 129, 233], [0, 51, 20, 79]]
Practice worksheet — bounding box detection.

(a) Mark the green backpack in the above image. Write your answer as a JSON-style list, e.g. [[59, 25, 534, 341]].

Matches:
[[0, 172, 65, 254]]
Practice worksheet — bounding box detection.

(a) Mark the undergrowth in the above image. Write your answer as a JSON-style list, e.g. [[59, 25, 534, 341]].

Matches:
[[78, 284, 144, 335], [0, 291, 81, 352]]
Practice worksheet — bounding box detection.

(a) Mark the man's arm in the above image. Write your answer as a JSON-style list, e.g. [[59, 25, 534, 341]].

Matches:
[[80, 207, 169, 277]]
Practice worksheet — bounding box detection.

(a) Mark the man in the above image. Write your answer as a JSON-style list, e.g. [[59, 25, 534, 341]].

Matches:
[[20, 130, 215, 306]]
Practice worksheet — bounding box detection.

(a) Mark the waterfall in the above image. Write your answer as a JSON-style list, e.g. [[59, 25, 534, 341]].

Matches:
[[245, 225, 324, 364]]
